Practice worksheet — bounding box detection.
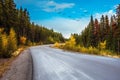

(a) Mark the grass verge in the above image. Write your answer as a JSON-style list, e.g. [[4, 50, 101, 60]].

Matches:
[[53, 42, 120, 58]]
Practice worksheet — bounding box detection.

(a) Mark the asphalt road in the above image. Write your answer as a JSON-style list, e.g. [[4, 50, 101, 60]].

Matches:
[[30, 45, 120, 80]]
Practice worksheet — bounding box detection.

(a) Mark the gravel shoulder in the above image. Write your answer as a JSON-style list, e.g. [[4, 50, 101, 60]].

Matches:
[[0, 49, 33, 80]]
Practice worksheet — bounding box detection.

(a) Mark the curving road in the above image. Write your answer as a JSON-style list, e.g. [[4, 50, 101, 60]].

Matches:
[[30, 45, 120, 80]]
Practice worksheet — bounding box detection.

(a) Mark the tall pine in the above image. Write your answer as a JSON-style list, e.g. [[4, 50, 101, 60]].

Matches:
[[116, 4, 120, 53], [88, 15, 96, 47]]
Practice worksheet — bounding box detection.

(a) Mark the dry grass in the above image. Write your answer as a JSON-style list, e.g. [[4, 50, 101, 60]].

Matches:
[[0, 57, 14, 77], [54, 43, 120, 59]]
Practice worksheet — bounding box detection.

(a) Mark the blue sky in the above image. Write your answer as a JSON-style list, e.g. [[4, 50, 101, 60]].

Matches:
[[14, 0, 119, 38]]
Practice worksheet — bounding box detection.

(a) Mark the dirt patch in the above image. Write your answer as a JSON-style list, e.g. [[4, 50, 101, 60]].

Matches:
[[0, 49, 33, 80]]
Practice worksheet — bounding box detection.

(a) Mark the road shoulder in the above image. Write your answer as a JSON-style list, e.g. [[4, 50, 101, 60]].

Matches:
[[0, 49, 33, 80]]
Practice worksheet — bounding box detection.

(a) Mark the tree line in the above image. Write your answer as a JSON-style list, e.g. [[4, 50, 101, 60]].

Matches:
[[0, 0, 64, 58], [72, 4, 120, 54]]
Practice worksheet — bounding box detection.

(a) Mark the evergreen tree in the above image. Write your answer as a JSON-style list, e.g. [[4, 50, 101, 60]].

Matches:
[[88, 15, 96, 47], [106, 16, 114, 50], [73, 34, 81, 45], [100, 15, 105, 41], [0, 0, 4, 27], [116, 4, 120, 53], [4, 0, 17, 33], [94, 18, 100, 46], [81, 27, 87, 47], [105, 15, 110, 35], [0, 0, 65, 58]]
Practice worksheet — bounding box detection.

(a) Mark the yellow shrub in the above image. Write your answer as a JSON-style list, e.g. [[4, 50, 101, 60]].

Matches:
[[80, 47, 87, 53], [1, 34, 8, 53], [64, 35, 76, 50], [27, 40, 33, 46], [54, 42, 60, 48], [8, 28, 17, 52], [99, 40, 106, 50], [20, 36, 27, 45]]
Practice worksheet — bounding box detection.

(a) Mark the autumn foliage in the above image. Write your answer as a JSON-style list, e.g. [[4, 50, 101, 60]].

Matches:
[[63, 35, 76, 50], [62, 4, 120, 57], [0, 0, 65, 58], [20, 36, 27, 45], [0, 28, 17, 58], [56, 9, 120, 57]]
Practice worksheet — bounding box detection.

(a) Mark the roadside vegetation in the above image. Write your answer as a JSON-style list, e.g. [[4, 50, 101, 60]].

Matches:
[[54, 36, 120, 58], [0, 0, 64, 77], [0, 0, 64, 58], [54, 4, 120, 58]]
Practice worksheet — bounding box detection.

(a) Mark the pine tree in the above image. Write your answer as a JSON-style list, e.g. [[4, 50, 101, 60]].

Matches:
[[94, 18, 100, 46], [116, 4, 120, 53], [106, 16, 114, 50], [105, 15, 110, 35], [104, 15, 111, 50], [81, 29, 87, 47], [100, 15, 105, 41], [4, 0, 17, 33], [0, 0, 3, 27], [88, 15, 96, 47], [94, 19, 99, 35], [73, 34, 81, 45], [110, 15, 118, 52], [117, 4, 120, 26]]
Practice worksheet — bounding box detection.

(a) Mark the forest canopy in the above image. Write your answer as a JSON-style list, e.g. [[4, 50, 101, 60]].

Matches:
[[72, 4, 120, 54], [0, 0, 65, 58]]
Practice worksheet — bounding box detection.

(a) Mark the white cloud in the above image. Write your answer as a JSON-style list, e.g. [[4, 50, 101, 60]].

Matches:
[[37, 1, 75, 12], [113, 4, 118, 9], [33, 9, 116, 38], [34, 17, 89, 38], [94, 10, 115, 21]]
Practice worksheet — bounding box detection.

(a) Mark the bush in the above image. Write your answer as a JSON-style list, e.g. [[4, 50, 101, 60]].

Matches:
[[64, 35, 76, 50], [1, 33, 8, 57], [7, 28, 17, 57], [88, 46, 99, 55], [27, 40, 32, 46], [54, 42, 60, 48], [20, 36, 27, 45], [0, 28, 18, 58], [99, 40, 106, 50]]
